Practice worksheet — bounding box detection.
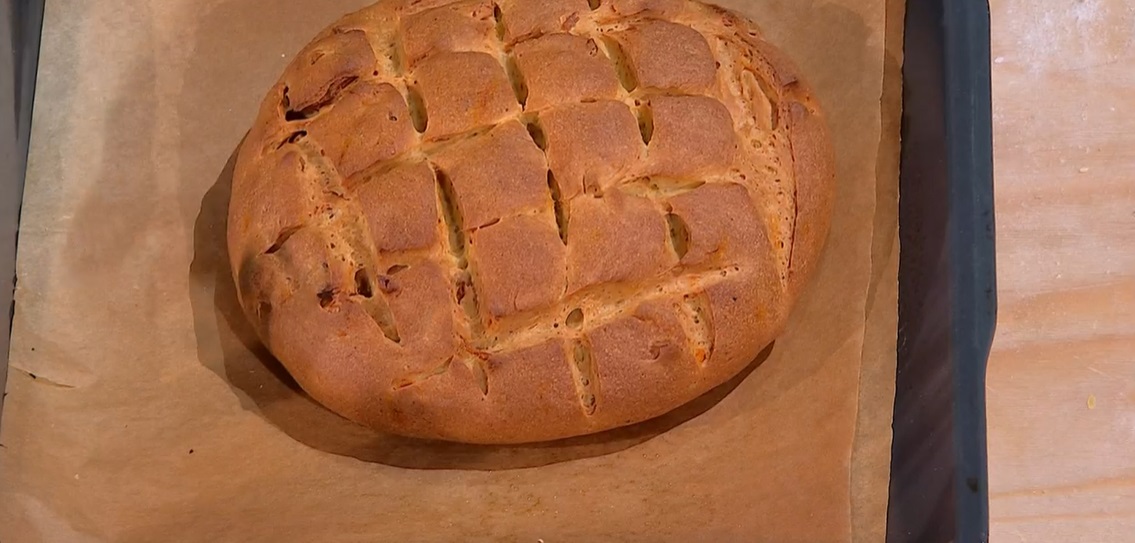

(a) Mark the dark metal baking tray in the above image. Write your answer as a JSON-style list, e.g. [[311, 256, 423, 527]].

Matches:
[[889, 0, 995, 541], [1, 0, 994, 540]]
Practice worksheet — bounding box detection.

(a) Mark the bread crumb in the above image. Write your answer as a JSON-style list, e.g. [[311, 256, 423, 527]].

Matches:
[[1079, 167, 1090, 173], [1088, 394, 1096, 409], [993, 56, 1006, 63]]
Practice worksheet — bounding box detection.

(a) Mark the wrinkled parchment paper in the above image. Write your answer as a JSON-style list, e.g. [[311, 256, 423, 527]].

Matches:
[[0, 0, 898, 540]]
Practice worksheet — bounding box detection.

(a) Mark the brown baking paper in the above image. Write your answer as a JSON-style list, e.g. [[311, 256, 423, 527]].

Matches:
[[0, 0, 896, 541], [850, 0, 903, 540]]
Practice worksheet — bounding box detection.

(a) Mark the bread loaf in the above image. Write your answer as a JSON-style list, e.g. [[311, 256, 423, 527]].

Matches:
[[229, 0, 835, 444]]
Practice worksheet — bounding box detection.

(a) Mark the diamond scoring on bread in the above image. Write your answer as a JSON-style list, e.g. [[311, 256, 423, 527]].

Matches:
[[229, 0, 835, 444]]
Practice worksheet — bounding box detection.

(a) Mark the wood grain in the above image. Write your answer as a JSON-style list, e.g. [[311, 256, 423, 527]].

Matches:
[[989, 0, 1135, 540]]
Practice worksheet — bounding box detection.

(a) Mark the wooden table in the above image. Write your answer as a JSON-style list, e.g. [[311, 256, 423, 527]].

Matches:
[[988, 0, 1135, 540]]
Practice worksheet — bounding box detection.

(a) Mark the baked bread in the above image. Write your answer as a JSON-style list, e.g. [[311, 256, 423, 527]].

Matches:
[[229, 0, 835, 444]]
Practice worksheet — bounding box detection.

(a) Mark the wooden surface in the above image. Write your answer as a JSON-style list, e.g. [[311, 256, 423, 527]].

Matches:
[[988, 0, 1135, 540]]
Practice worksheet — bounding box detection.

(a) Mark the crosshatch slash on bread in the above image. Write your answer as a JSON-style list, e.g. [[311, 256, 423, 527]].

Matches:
[[228, 0, 835, 444]]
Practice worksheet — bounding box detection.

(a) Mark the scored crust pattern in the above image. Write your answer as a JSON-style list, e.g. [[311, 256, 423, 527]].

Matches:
[[229, 0, 835, 444]]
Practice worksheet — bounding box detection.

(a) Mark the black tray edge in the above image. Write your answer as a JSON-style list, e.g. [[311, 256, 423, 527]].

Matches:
[[890, 0, 995, 541], [944, 0, 996, 541]]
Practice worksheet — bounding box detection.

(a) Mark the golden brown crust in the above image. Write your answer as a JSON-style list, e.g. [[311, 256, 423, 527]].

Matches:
[[229, 0, 835, 444], [694, 4, 837, 301], [784, 99, 836, 302], [541, 100, 642, 197], [512, 34, 621, 111]]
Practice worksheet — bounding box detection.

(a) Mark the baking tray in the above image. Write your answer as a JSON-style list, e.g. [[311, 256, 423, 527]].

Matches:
[[0, 0, 994, 541], [889, 0, 995, 542]]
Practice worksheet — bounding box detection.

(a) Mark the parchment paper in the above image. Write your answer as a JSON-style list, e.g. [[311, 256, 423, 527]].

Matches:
[[850, 0, 903, 540], [0, 0, 896, 541]]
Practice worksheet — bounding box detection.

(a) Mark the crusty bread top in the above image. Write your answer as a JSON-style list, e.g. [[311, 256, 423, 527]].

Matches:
[[228, 0, 835, 444]]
